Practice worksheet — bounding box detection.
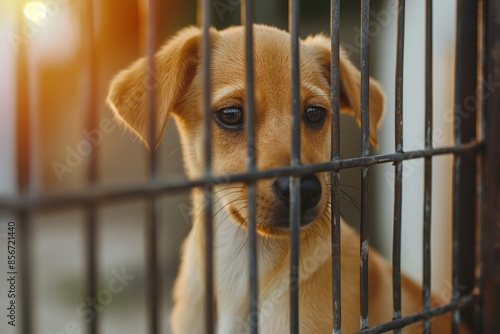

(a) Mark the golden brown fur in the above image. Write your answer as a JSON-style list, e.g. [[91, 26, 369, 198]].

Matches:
[[107, 24, 467, 333]]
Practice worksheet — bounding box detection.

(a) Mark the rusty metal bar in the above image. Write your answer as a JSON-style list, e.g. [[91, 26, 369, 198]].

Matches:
[[330, 0, 341, 333], [0, 142, 484, 212], [289, 0, 301, 332], [422, 1, 433, 333], [482, 0, 500, 332], [452, 0, 478, 331], [474, 0, 487, 332], [241, 0, 259, 332], [82, 0, 99, 333], [356, 294, 477, 334], [392, 1, 405, 333], [201, 0, 215, 332], [145, 0, 161, 333], [15, 2, 33, 333], [360, 0, 371, 330]]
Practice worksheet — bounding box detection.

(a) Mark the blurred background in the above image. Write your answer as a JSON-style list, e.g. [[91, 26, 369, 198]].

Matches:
[[0, 0, 458, 333]]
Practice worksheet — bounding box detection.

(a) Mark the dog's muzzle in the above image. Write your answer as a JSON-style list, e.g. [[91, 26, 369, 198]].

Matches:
[[271, 174, 322, 228]]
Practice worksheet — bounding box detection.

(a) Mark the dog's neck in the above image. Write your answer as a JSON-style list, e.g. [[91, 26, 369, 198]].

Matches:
[[190, 189, 333, 332]]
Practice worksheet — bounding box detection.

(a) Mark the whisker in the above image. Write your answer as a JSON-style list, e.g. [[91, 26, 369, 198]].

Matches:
[[191, 189, 245, 222]]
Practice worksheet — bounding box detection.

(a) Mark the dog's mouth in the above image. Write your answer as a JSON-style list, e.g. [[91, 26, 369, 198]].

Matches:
[[220, 174, 327, 237], [228, 203, 322, 237]]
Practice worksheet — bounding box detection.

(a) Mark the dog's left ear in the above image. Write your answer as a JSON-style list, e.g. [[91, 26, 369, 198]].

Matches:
[[304, 34, 385, 147], [107, 26, 214, 150]]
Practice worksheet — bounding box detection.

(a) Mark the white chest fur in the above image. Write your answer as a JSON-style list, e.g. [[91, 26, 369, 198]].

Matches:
[[213, 217, 252, 333], [211, 199, 292, 333], [210, 199, 331, 333]]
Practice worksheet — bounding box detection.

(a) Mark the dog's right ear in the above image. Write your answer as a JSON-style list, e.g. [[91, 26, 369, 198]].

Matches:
[[107, 26, 210, 150]]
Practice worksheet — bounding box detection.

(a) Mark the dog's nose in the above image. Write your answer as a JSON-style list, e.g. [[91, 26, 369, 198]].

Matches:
[[272, 174, 322, 212]]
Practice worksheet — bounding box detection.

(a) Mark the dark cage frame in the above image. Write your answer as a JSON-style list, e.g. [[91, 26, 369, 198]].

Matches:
[[2, 0, 500, 333]]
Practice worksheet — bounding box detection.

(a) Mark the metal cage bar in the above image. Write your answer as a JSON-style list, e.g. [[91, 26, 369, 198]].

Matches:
[[483, 0, 500, 331], [356, 294, 476, 334], [392, 1, 406, 333], [330, 1, 341, 333], [145, 0, 161, 333], [201, 0, 215, 332], [241, 1, 259, 332], [0, 143, 484, 212], [452, 0, 478, 331], [15, 1, 33, 333], [289, 0, 301, 332], [82, 0, 99, 333], [359, 0, 371, 330], [474, 0, 487, 332], [422, 0, 433, 333]]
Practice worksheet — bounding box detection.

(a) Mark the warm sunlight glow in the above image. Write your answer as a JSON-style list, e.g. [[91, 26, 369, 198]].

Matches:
[[23, 2, 47, 24]]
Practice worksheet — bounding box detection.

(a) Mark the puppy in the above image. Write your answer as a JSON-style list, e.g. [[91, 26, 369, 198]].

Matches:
[[107, 24, 465, 333]]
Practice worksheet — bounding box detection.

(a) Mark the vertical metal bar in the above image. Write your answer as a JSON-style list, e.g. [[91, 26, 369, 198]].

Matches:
[[330, 1, 341, 333], [145, 0, 160, 333], [359, 0, 370, 330], [15, 2, 32, 333], [17, 212, 31, 334], [147, 2, 158, 169], [393, 1, 405, 333], [422, 1, 433, 333], [474, 0, 487, 332], [84, 211, 98, 334], [289, 0, 301, 332], [242, 1, 259, 333], [451, 118, 461, 330], [202, 0, 215, 332], [82, 0, 98, 333], [482, 0, 500, 332], [145, 200, 160, 334], [452, 0, 478, 331]]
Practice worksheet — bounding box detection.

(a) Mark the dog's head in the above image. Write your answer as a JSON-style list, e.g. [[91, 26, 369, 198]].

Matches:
[[107, 24, 384, 237]]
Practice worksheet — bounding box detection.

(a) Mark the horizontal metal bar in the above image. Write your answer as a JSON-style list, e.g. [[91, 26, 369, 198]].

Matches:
[[355, 294, 478, 334], [0, 141, 484, 212]]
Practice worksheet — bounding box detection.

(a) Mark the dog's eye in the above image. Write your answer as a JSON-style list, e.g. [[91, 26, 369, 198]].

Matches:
[[215, 107, 244, 130], [304, 106, 327, 127]]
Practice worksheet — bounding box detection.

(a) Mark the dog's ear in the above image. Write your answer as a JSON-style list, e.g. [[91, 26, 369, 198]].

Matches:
[[107, 26, 211, 150], [304, 34, 385, 147]]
